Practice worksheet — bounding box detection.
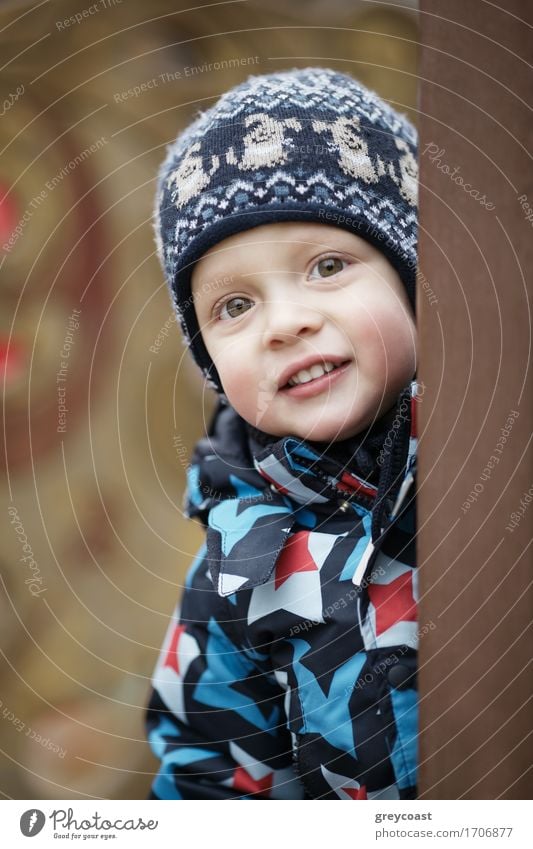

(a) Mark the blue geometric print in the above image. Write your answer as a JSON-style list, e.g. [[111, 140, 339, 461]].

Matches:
[[186, 463, 203, 507], [283, 438, 321, 473], [290, 638, 366, 758], [194, 618, 279, 734], [389, 687, 418, 789], [229, 474, 264, 499], [208, 499, 290, 557], [148, 715, 181, 760], [152, 769, 183, 800]]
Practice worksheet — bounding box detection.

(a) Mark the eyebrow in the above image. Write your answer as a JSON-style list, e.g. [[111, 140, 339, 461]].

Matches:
[[193, 229, 364, 295]]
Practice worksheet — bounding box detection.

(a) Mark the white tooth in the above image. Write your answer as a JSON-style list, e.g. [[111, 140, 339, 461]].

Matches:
[[295, 369, 313, 383], [287, 363, 339, 387], [288, 362, 337, 386]]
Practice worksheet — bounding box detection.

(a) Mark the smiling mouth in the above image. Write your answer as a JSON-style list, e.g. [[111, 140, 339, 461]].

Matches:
[[281, 360, 349, 389], [279, 359, 351, 394]]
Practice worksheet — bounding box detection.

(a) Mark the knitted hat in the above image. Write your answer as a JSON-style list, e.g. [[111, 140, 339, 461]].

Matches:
[[154, 67, 418, 392]]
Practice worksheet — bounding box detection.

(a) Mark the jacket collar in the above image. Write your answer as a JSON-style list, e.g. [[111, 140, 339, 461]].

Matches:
[[185, 402, 393, 520], [185, 381, 419, 596], [249, 431, 380, 510]]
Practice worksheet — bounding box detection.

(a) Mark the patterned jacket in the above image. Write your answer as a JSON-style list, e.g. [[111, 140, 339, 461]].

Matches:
[[146, 381, 419, 800]]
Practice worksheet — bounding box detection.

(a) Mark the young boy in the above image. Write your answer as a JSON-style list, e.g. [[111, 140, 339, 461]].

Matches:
[[146, 67, 420, 800]]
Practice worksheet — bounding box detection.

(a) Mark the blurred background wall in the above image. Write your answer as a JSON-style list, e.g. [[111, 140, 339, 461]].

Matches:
[[1, 0, 419, 799]]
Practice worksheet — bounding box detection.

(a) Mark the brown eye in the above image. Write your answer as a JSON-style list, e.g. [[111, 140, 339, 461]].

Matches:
[[219, 296, 253, 320], [314, 257, 347, 278]]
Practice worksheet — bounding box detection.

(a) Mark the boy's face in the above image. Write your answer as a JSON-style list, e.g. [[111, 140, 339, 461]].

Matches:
[[191, 222, 417, 442]]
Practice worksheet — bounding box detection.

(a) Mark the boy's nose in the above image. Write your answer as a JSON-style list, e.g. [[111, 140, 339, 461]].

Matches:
[[262, 299, 324, 348]]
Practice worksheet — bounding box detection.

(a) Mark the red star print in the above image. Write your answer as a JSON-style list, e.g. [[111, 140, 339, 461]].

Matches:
[[233, 767, 273, 797], [162, 624, 186, 674], [0, 185, 18, 241], [275, 531, 318, 590], [343, 784, 368, 799], [367, 571, 417, 635]]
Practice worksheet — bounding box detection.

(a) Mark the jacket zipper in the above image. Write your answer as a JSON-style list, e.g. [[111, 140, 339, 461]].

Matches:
[[352, 469, 415, 588], [291, 736, 314, 799], [282, 451, 377, 512]]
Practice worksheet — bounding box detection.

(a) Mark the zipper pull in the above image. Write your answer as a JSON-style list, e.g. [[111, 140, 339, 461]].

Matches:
[[389, 469, 415, 521], [352, 537, 376, 587]]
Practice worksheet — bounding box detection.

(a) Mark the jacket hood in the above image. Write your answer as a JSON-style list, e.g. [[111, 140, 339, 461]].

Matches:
[[184, 381, 419, 596]]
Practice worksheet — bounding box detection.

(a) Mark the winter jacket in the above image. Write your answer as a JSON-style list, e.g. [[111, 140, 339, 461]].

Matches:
[[145, 381, 419, 800]]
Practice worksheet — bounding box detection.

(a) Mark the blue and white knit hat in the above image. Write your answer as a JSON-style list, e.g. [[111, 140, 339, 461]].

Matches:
[[154, 67, 418, 392]]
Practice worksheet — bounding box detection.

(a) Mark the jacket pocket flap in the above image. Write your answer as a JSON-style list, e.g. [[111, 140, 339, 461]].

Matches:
[[206, 497, 296, 597]]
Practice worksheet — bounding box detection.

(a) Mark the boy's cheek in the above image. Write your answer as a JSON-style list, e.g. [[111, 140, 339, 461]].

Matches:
[[215, 361, 254, 411], [223, 373, 279, 431]]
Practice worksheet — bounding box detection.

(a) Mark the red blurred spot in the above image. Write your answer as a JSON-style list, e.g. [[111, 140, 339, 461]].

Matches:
[[0, 185, 18, 242], [0, 338, 25, 381]]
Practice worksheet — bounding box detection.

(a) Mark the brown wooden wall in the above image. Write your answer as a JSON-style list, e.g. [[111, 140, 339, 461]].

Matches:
[[417, 0, 532, 799]]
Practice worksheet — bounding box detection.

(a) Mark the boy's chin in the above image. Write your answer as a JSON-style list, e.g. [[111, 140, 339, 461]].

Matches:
[[301, 423, 371, 443], [300, 395, 405, 443], [252, 404, 398, 443]]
